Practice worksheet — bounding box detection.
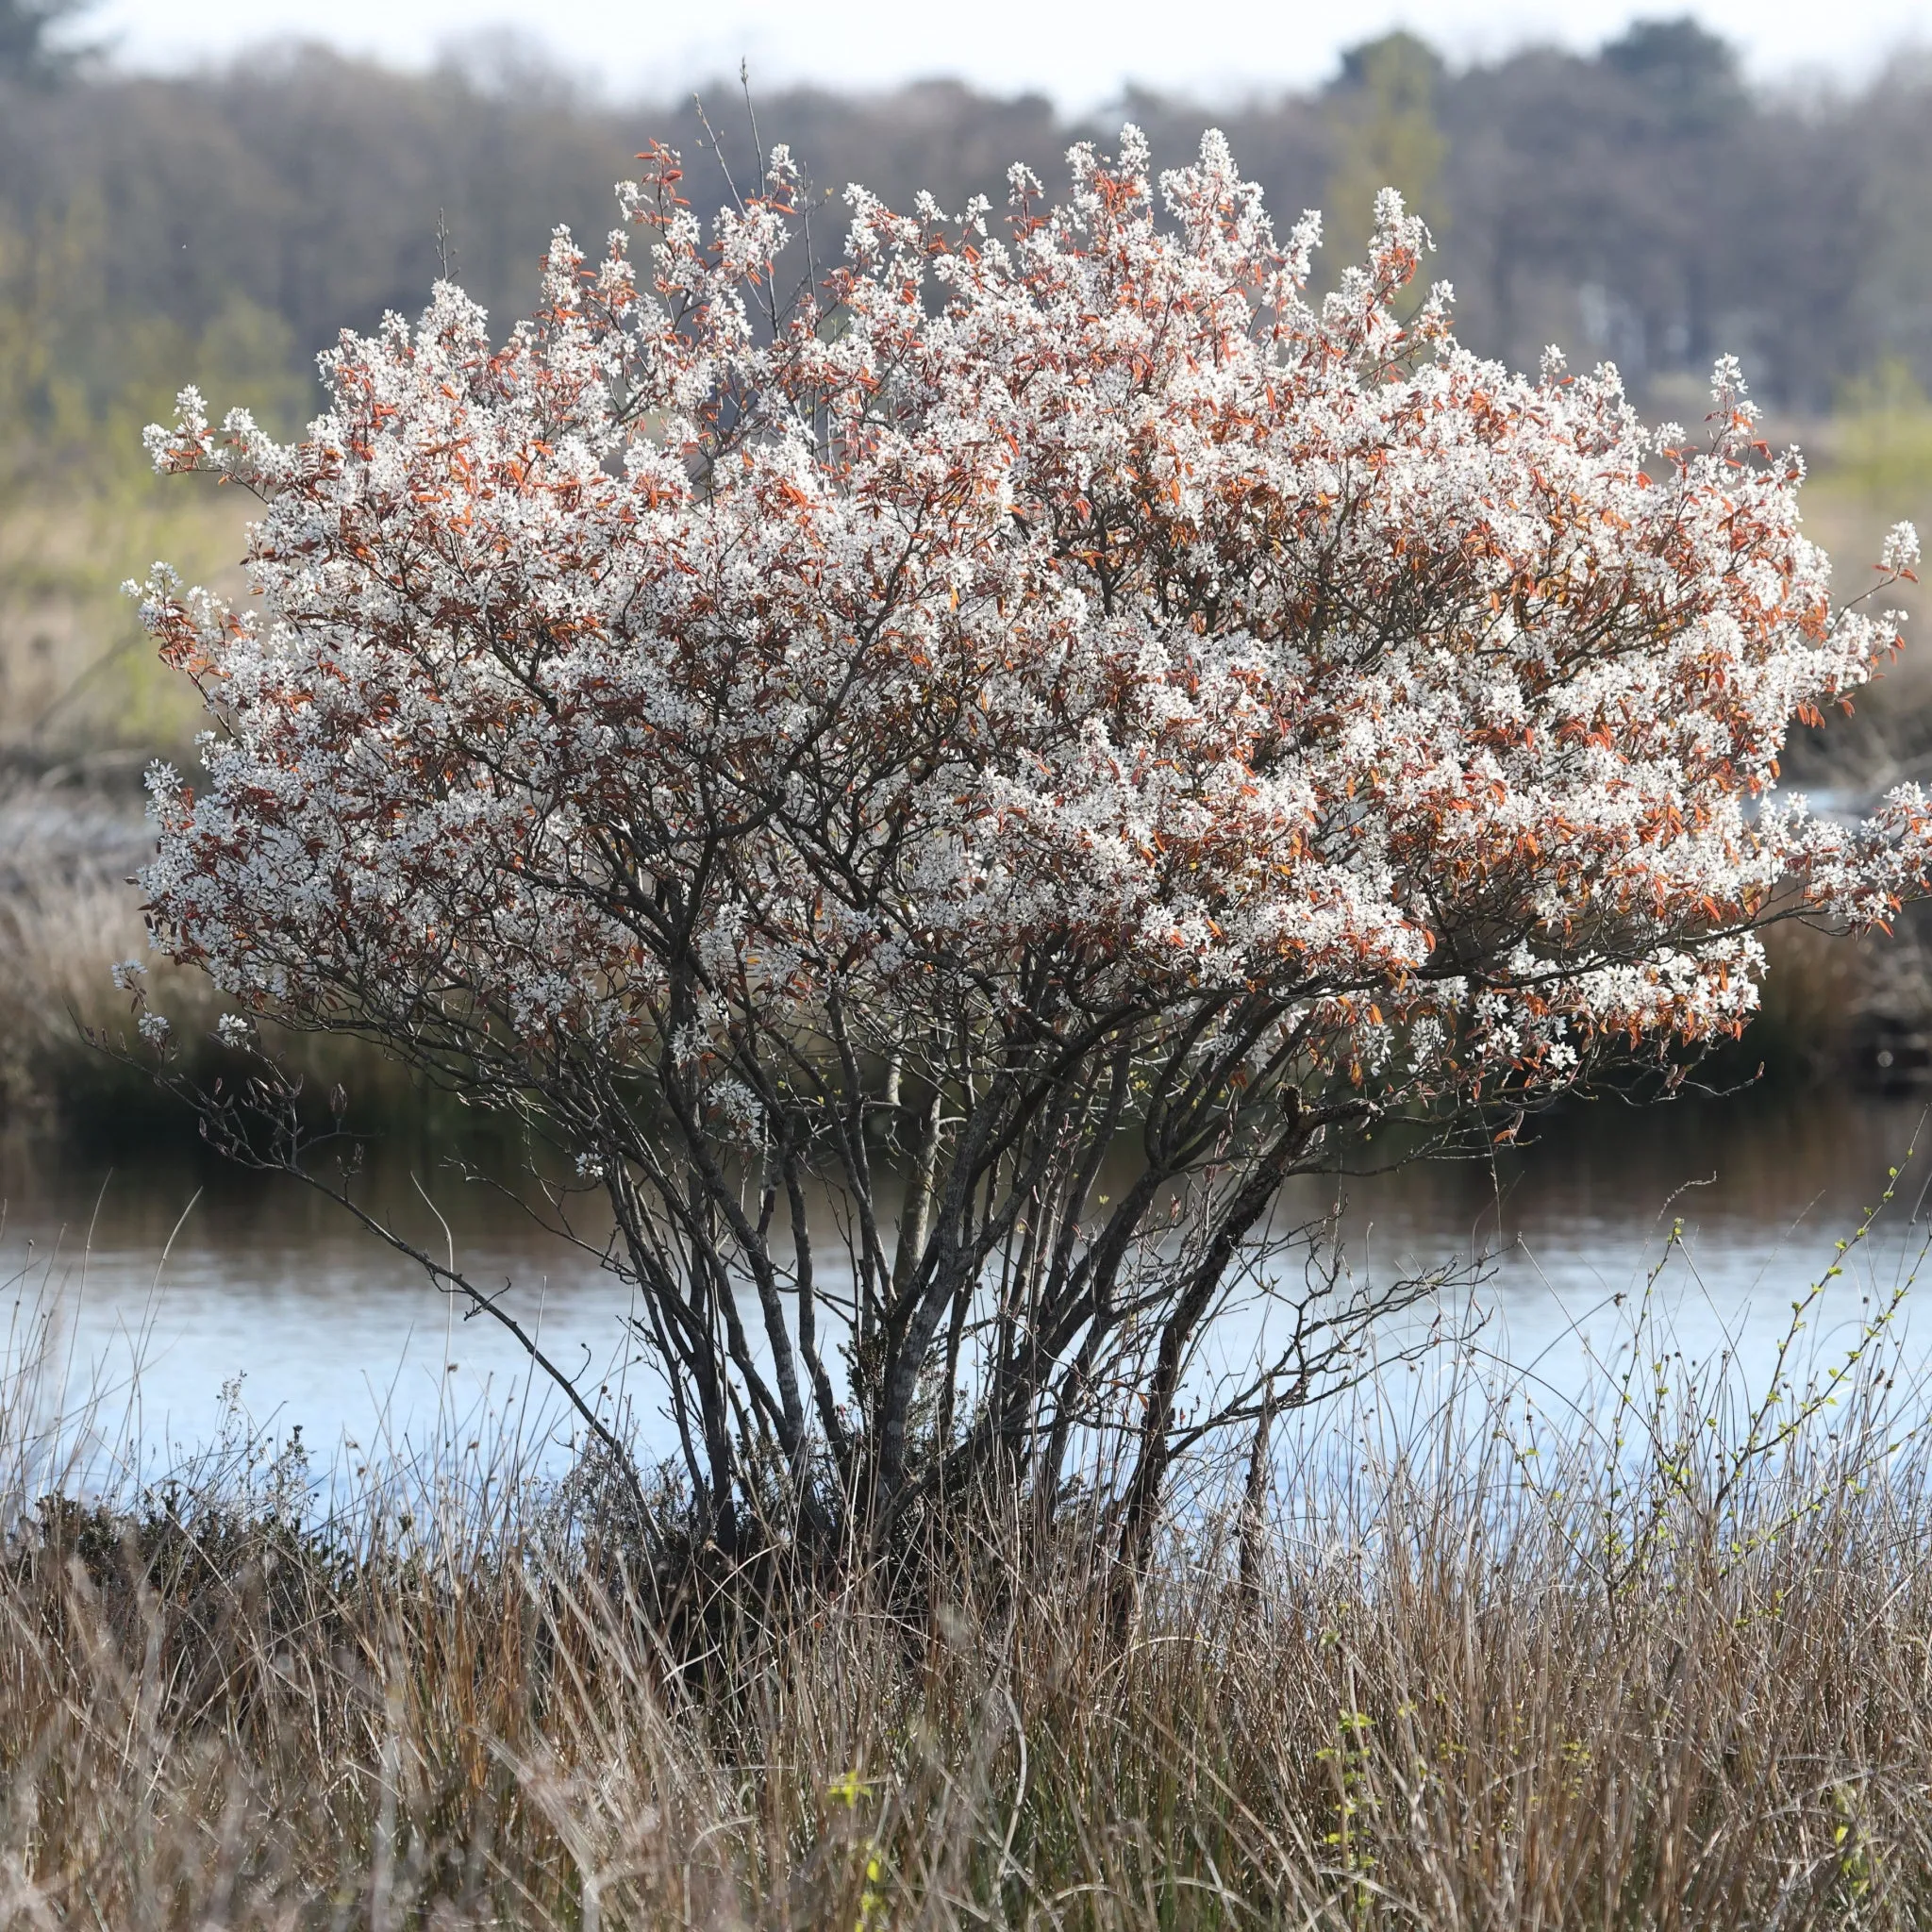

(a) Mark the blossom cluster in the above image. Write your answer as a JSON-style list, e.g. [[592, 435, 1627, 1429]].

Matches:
[[131, 131, 1927, 1112]]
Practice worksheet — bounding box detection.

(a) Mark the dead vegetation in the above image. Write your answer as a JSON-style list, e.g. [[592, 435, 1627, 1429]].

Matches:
[[1, 1192, 1930, 1928]]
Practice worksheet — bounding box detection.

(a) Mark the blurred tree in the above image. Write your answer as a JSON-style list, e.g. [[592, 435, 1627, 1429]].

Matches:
[[1842, 58, 1932, 398], [5, 18, 1932, 461], [1600, 15, 1747, 133], [1433, 25, 1863, 405], [0, 0, 94, 90], [1324, 32, 1447, 256]]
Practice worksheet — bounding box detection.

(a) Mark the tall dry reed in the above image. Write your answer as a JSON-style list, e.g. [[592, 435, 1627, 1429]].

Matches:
[[0, 776, 489, 1141], [2, 1183, 1931, 1929]]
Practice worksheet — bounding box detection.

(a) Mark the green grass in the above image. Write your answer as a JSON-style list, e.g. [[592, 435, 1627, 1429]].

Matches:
[[0, 475, 250, 761]]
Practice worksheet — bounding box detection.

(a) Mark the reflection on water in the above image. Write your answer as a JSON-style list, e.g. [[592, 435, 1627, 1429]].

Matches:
[[2, 1091, 1928, 1477], [1272, 1092, 1932, 1422], [0, 1150, 641, 1481]]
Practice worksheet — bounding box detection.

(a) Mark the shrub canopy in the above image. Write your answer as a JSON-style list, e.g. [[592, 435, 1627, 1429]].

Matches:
[[129, 133, 1927, 1543]]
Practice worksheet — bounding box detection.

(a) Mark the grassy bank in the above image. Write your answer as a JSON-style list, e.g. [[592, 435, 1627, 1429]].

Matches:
[[0, 767, 503, 1150], [0, 804, 1893, 1146], [2, 1218, 1930, 1928]]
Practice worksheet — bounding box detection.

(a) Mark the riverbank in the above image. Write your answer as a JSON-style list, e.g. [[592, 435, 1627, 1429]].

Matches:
[[4, 767, 1924, 1151], [0, 759, 489, 1150], [1, 1285, 1926, 1928]]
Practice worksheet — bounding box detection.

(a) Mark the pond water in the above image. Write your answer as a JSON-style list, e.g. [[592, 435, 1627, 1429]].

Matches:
[[4, 1091, 1930, 1485]]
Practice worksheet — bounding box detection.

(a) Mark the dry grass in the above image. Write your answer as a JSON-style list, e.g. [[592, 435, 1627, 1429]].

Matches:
[[0, 827, 218, 1125], [2, 1202, 1932, 1929], [0, 778, 466, 1140]]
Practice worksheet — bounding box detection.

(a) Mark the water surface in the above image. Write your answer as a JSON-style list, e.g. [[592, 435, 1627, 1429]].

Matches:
[[4, 1092, 1927, 1480]]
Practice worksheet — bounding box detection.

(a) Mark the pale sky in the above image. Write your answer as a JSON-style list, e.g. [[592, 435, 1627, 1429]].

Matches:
[[84, 0, 1932, 108]]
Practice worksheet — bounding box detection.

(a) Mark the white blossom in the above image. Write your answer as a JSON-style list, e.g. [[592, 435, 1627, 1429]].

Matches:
[[126, 132, 1932, 1130], [1884, 521, 1923, 575]]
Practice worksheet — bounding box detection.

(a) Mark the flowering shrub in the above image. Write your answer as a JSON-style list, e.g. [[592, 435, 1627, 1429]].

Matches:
[[129, 130, 1925, 1554]]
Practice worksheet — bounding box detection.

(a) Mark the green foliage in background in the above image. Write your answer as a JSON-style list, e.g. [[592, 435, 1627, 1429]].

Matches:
[[1324, 32, 1447, 258], [6, 17, 1932, 762], [0, 487, 249, 755], [1833, 359, 1932, 498], [0, 131, 308, 753], [0, 189, 313, 485]]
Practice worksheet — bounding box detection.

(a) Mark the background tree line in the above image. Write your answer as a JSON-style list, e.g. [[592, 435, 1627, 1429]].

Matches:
[[8, 11, 1932, 477]]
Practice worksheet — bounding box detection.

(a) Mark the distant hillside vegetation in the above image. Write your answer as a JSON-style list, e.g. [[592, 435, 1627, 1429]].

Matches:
[[4, 18, 1932, 475]]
